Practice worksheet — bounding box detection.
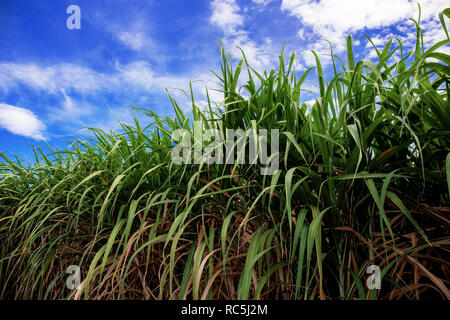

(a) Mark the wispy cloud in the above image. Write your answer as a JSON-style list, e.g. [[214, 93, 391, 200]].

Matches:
[[0, 63, 107, 94], [0, 103, 46, 140], [117, 31, 147, 51], [90, 4, 156, 52], [46, 89, 96, 125], [0, 61, 190, 96], [0, 59, 223, 135], [251, 0, 274, 6]]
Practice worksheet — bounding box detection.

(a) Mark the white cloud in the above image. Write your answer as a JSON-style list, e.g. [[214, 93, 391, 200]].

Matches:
[[46, 89, 95, 125], [251, 0, 274, 5], [281, 0, 449, 52], [297, 28, 306, 41], [304, 98, 317, 106], [117, 31, 146, 50], [223, 31, 275, 72], [301, 40, 334, 67], [362, 15, 450, 61], [0, 61, 192, 96], [210, 0, 244, 34], [209, 0, 278, 73], [0, 63, 108, 94], [0, 61, 219, 120], [421, 18, 450, 52], [0, 103, 46, 140], [91, 6, 155, 52]]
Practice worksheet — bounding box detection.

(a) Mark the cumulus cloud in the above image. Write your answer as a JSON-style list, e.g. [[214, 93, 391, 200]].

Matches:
[[0, 103, 46, 140], [210, 0, 244, 34], [209, 0, 277, 73], [223, 31, 275, 71], [281, 0, 449, 52]]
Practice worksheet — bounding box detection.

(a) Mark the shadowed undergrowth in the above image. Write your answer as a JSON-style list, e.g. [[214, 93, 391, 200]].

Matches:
[[0, 10, 449, 300]]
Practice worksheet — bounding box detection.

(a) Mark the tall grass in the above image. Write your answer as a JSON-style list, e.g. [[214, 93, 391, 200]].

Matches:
[[0, 9, 449, 300]]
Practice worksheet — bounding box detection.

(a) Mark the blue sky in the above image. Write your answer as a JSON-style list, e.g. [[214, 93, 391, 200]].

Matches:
[[0, 0, 448, 161]]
